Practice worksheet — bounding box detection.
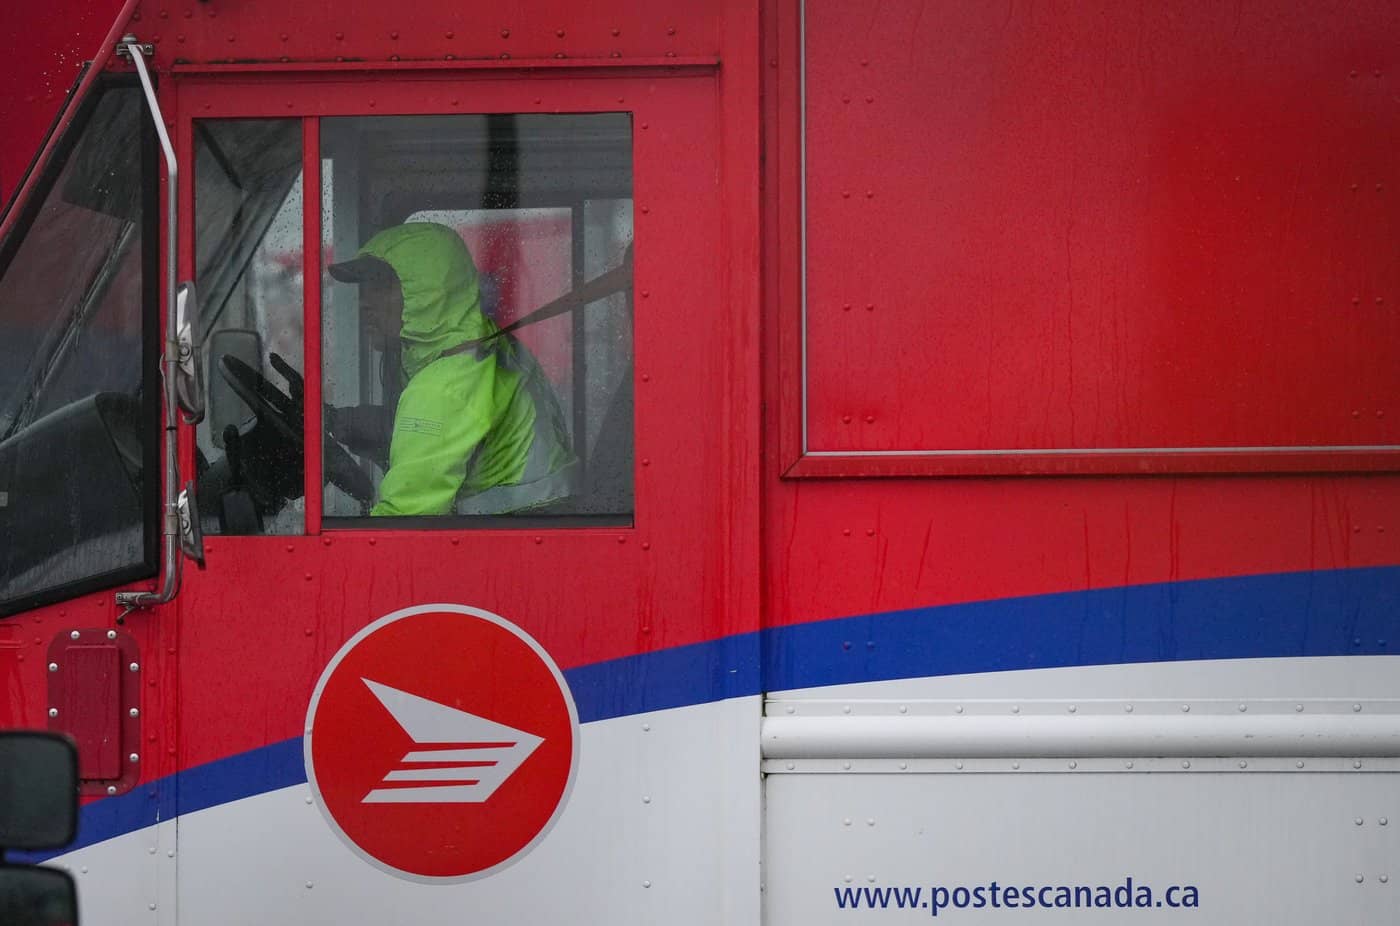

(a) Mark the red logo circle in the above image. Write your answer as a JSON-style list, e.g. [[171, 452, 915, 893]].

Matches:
[[305, 604, 578, 881]]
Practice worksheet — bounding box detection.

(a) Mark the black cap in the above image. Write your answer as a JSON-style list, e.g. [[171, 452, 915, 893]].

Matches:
[[326, 255, 397, 284]]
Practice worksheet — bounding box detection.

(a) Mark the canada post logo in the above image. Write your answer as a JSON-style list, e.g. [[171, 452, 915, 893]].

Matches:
[[305, 604, 579, 882]]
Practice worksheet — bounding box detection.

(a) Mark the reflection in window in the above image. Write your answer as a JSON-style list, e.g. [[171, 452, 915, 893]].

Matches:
[[192, 119, 306, 536], [320, 114, 633, 525], [0, 81, 154, 612]]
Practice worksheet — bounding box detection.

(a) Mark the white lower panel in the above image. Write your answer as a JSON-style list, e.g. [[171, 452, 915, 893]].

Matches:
[[764, 771, 1398, 924], [172, 697, 759, 926], [51, 820, 176, 926]]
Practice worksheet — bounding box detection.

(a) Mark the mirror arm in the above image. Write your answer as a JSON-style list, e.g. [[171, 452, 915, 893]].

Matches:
[[116, 38, 191, 612]]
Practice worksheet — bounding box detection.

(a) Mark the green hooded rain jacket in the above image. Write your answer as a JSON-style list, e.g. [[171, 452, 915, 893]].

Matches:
[[349, 222, 574, 516]]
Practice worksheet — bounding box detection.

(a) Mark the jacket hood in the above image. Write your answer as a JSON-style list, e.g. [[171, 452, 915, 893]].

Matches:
[[353, 222, 491, 378]]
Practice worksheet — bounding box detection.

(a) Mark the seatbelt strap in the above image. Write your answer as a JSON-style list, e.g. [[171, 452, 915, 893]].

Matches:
[[441, 248, 632, 360]]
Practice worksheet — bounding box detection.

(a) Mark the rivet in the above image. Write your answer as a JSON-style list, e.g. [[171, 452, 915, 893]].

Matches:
[[842, 528, 851, 535], [865, 303, 874, 311], [642, 795, 651, 804], [1356, 874, 1364, 883], [641, 123, 649, 130], [107, 630, 116, 639], [955, 761, 964, 769], [1181, 704, 1190, 713], [786, 762, 795, 770], [842, 415, 852, 423], [1069, 760, 1077, 769], [107, 786, 117, 795], [390, 31, 399, 39], [1181, 760, 1191, 769], [1296, 760, 1305, 768], [1238, 704, 1247, 712], [167, 850, 175, 858], [1382, 818, 1390, 826], [1239, 760, 1248, 769], [227, 35, 235, 42], [864, 415, 875, 423], [641, 723, 650, 732], [305, 796, 314, 805], [48, 708, 58, 718], [1355, 760, 1363, 769], [865, 96, 874, 103], [842, 761, 851, 770], [159, 8, 168, 17], [641, 458, 650, 466], [866, 818, 875, 826], [446, 31, 455, 39], [501, 29, 510, 38], [641, 206, 650, 214], [1350, 70, 1359, 78], [1068, 704, 1077, 713], [556, 28, 565, 37], [48, 662, 58, 672], [1011, 705, 1020, 714], [1382, 875, 1390, 884], [867, 875, 876, 883], [842, 641, 851, 650], [280, 32, 289, 41], [785, 705, 795, 714], [954, 705, 963, 714], [641, 541, 651, 551], [390, 54, 400, 62], [843, 875, 853, 883], [304, 573, 312, 581], [1356, 817, 1365, 826], [306, 882, 314, 890], [305, 628, 314, 637], [1351, 182, 1360, 190], [130, 753, 139, 763], [1125, 760, 1135, 769], [149, 903, 157, 911], [535, 97, 542, 104], [80, 867, 88, 874], [69, 630, 80, 640], [533, 536, 543, 544], [450, 537, 460, 545], [667, 26, 676, 35], [617, 536, 626, 544], [898, 705, 907, 714], [322, 537, 332, 546], [864, 528, 875, 536], [841, 189, 851, 197], [1011, 761, 1020, 770], [865, 190, 874, 199], [1354, 703, 1363, 712], [641, 290, 650, 298], [368, 537, 376, 545], [1124, 704, 1133, 713], [451, 99, 459, 106], [1296, 704, 1304, 712], [612, 28, 621, 36]]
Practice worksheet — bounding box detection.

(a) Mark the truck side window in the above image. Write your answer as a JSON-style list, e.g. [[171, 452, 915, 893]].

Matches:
[[0, 79, 157, 615], [319, 114, 634, 526], [193, 119, 306, 536]]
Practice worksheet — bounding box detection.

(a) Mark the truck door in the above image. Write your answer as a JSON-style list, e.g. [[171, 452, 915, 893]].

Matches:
[[172, 70, 751, 922]]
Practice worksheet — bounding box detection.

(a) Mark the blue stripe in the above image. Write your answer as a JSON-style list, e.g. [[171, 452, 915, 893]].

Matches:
[[43, 566, 1400, 856]]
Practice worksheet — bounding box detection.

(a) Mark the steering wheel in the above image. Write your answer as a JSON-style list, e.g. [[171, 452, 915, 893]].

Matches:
[[218, 354, 377, 504]]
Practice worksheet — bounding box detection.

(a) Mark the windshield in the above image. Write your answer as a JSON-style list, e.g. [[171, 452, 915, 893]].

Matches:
[[0, 78, 156, 615]]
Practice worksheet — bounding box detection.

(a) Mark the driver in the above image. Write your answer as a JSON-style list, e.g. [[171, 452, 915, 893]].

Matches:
[[327, 222, 574, 516]]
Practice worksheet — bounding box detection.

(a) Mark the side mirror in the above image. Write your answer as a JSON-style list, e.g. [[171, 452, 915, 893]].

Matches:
[[0, 867, 78, 926], [0, 733, 77, 848], [0, 732, 79, 925], [207, 329, 264, 450], [174, 281, 205, 425]]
